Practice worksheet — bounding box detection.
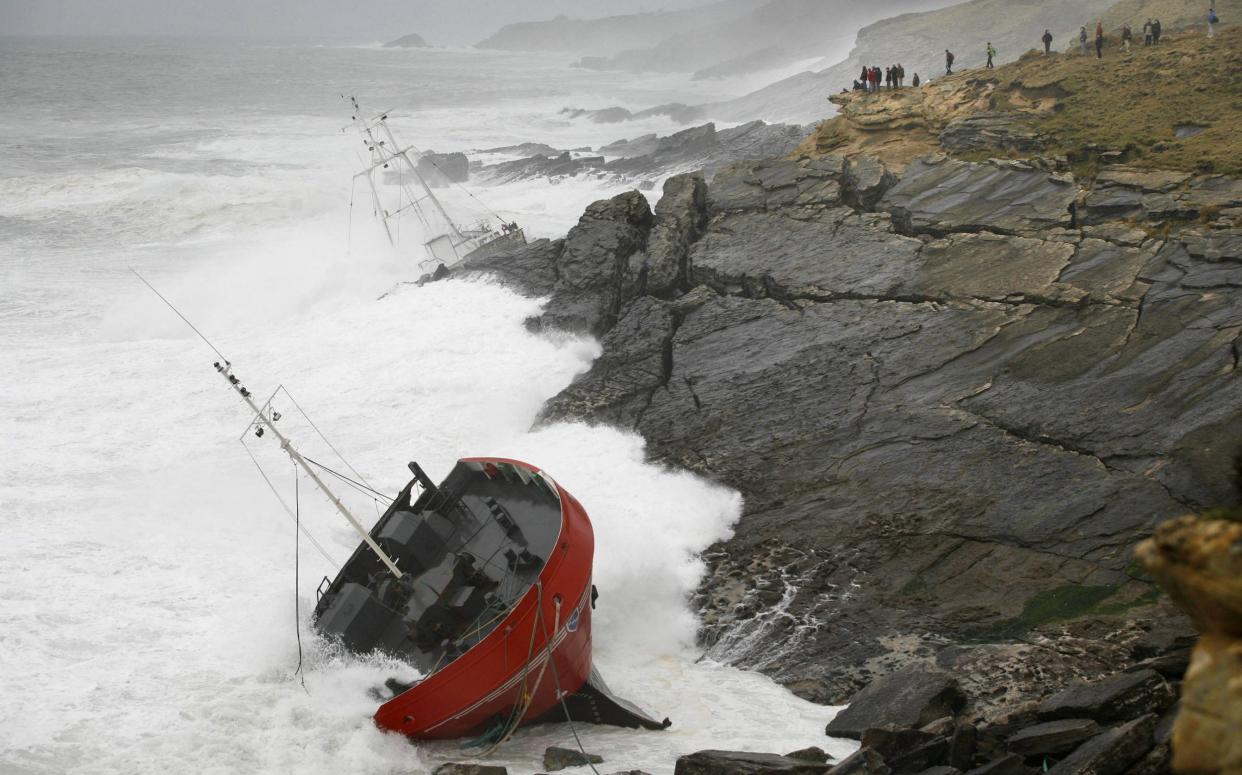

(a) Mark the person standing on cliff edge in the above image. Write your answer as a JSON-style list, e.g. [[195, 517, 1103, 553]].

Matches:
[[986, 42, 997, 68], [1122, 22, 1133, 52], [1042, 29, 1053, 54], [1209, 4, 1219, 37], [945, 49, 955, 74], [1080, 25, 1089, 54], [1095, 21, 1105, 58]]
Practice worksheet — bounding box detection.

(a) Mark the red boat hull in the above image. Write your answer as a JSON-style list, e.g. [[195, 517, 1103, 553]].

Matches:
[[373, 457, 595, 740]]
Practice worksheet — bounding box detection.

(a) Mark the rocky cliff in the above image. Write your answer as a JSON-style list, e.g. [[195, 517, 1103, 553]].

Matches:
[[442, 29, 1242, 734]]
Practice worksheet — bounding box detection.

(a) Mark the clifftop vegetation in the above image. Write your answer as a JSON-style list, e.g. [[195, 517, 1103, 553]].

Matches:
[[799, 25, 1242, 175]]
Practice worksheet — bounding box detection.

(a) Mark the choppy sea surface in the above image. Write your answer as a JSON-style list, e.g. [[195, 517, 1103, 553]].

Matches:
[[0, 38, 856, 774]]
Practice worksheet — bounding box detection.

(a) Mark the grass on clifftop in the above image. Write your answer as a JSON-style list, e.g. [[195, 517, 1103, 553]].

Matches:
[[800, 25, 1242, 175], [1017, 26, 1242, 174]]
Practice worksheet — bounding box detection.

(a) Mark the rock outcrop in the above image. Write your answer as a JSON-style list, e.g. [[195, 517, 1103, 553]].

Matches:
[[474, 122, 810, 185], [1136, 515, 1242, 775], [450, 149, 1242, 724], [383, 32, 430, 48]]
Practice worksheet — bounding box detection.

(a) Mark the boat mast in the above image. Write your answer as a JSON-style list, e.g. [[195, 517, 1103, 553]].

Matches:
[[131, 269, 404, 580], [347, 96, 469, 261]]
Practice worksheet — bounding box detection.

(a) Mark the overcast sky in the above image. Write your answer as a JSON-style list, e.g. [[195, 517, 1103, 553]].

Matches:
[[0, 0, 713, 44]]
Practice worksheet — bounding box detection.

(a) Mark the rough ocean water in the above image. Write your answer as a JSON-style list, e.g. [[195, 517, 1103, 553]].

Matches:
[[0, 38, 856, 774]]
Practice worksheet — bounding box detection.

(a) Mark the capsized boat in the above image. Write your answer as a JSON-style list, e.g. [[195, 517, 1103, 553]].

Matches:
[[313, 457, 669, 739], [347, 96, 527, 274]]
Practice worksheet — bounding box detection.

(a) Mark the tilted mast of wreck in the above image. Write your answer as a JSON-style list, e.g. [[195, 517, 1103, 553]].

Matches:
[[345, 95, 526, 271], [131, 269, 404, 580]]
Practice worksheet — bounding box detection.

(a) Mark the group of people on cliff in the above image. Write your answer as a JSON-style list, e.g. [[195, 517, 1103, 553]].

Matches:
[[852, 63, 919, 93], [846, 4, 1221, 95]]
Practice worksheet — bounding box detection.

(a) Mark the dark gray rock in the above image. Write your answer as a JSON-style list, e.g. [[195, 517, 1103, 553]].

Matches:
[[948, 725, 977, 772], [481, 152, 606, 183], [827, 668, 965, 740], [417, 151, 469, 186], [963, 755, 1032, 775], [912, 768, 961, 775], [829, 748, 892, 775], [544, 746, 604, 772], [843, 156, 897, 211], [459, 238, 563, 298], [1123, 743, 1170, 775], [432, 764, 507, 775], [784, 747, 832, 764], [861, 726, 949, 774], [541, 191, 653, 335], [673, 750, 833, 775], [644, 172, 708, 296], [879, 156, 1077, 236], [1036, 670, 1175, 724], [1045, 715, 1156, 775], [1006, 718, 1102, 756], [938, 112, 1046, 154], [920, 717, 956, 737]]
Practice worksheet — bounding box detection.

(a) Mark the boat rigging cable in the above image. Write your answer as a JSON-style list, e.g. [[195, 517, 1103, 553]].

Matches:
[[129, 267, 405, 580]]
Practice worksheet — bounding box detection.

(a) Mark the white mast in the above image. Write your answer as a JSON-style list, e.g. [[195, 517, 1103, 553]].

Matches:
[[131, 269, 404, 580]]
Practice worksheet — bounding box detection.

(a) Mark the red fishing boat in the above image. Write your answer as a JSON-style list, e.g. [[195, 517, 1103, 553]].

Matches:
[[133, 269, 663, 745], [313, 456, 669, 740]]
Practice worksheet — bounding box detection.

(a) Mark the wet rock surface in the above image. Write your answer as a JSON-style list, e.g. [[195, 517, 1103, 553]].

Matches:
[[826, 668, 965, 740], [675, 750, 834, 775], [472, 122, 810, 185], [544, 746, 605, 772], [445, 151, 1242, 758]]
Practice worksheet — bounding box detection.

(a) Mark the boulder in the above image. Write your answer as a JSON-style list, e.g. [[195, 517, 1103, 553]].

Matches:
[[1006, 718, 1101, 756], [962, 754, 1032, 775], [829, 748, 892, 775], [827, 667, 965, 740], [1045, 714, 1156, 775], [544, 746, 604, 772], [784, 747, 832, 764], [540, 191, 654, 336], [861, 726, 949, 774], [1036, 670, 1175, 724], [1169, 633, 1242, 775], [843, 156, 897, 211], [879, 156, 1077, 236], [417, 151, 469, 186], [1135, 516, 1242, 637], [947, 725, 977, 772], [432, 765, 507, 775], [644, 172, 708, 296], [673, 750, 833, 775]]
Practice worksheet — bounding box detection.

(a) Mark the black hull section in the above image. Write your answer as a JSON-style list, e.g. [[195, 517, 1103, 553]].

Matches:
[[533, 666, 671, 732]]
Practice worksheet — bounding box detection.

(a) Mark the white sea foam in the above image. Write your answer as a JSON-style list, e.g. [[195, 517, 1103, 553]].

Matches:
[[0, 38, 855, 774]]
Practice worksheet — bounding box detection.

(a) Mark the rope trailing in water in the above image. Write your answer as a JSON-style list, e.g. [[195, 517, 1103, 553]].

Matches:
[[536, 592, 601, 775], [242, 441, 338, 567], [471, 581, 556, 757], [293, 465, 308, 694]]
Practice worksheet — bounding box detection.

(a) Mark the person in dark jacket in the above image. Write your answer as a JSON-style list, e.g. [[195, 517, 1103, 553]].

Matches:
[[1122, 22, 1133, 51], [1095, 21, 1105, 58], [912, 72, 921, 87], [945, 49, 955, 74], [1042, 29, 1054, 54], [1153, 18, 1162, 43]]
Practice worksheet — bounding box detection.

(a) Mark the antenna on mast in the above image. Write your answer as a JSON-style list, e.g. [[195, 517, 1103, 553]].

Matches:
[[130, 268, 404, 580]]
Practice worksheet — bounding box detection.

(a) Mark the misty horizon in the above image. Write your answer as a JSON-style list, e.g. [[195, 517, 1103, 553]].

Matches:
[[0, 0, 720, 45]]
